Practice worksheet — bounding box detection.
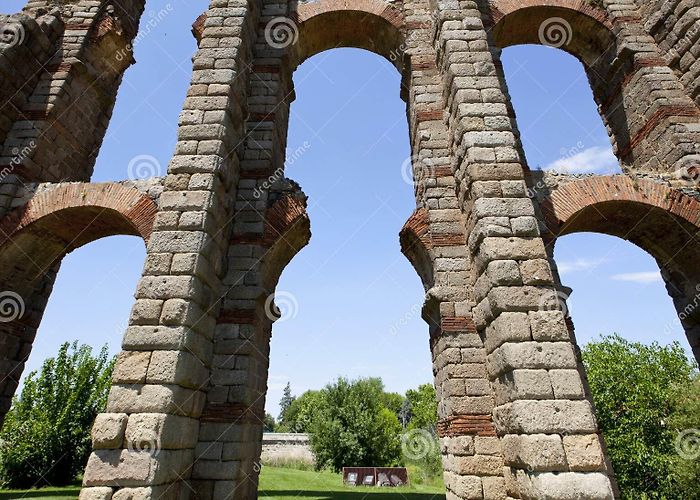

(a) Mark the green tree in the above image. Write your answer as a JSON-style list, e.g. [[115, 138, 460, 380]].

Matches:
[[278, 390, 322, 433], [0, 342, 114, 488], [278, 382, 295, 422], [582, 334, 699, 499], [405, 383, 438, 431], [666, 375, 700, 499], [309, 377, 402, 471], [263, 413, 277, 433]]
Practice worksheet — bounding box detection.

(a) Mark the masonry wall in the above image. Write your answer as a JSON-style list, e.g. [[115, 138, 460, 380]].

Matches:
[[0, 0, 699, 499], [637, 0, 700, 107]]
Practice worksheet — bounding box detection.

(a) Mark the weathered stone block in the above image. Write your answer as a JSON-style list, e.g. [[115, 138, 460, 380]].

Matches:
[[563, 434, 606, 472], [92, 413, 127, 449], [502, 434, 566, 472]]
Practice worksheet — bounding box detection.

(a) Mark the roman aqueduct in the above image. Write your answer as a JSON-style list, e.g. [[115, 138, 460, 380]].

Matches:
[[0, 0, 699, 498]]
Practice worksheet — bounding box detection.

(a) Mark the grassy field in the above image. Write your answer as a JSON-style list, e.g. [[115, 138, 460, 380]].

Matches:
[[0, 468, 446, 500], [0, 482, 81, 500], [259, 467, 445, 499]]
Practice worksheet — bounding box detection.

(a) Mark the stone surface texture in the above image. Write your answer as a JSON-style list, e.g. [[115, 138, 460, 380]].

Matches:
[[0, 0, 699, 499]]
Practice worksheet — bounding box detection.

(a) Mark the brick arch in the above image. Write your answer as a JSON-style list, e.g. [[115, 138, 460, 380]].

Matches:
[[540, 176, 700, 235], [489, 0, 612, 30], [292, 0, 406, 70], [0, 182, 157, 303], [0, 182, 156, 426], [0, 182, 157, 248], [488, 0, 615, 68], [541, 175, 700, 359]]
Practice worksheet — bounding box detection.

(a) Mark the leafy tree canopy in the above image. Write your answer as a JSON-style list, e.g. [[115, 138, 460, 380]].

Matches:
[[0, 342, 114, 488], [582, 334, 700, 499]]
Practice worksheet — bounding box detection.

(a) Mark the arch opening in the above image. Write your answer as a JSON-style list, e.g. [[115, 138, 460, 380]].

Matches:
[[491, 3, 642, 172], [0, 182, 157, 425], [542, 176, 700, 358], [291, 1, 406, 72]]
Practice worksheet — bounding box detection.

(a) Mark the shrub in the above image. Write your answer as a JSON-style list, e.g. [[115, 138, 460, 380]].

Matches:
[[582, 334, 699, 499], [0, 342, 114, 488], [309, 377, 402, 471]]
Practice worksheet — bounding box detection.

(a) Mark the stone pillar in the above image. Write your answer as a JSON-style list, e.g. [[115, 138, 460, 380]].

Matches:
[[433, 1, 617, 497], [1, 0, 147, 183], [636, 0, 700, 108], [398, 1, 507, 497], [189, 0, 304, 497], [590, 0, 700, 174], [80, 1, 259, 498]]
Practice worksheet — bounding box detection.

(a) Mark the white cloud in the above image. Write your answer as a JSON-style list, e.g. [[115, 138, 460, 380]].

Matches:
[[557, 258, 608, 275], [610, 271, 662, 284], [544, 146, 619, 174]]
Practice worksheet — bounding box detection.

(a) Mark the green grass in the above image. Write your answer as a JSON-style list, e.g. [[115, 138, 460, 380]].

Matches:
[[0, 468, 446, 500], [0, 482, 80, 500], [259, 467, 446, 499]]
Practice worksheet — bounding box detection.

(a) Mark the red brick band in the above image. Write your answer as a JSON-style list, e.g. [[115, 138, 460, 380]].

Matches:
[[230, 194, 308, 248], [618, 105, 700, 159], [438, 414, 497, 438], [416, 109, 443, 122], [191, 13, 206, 42], [400, 208, 466, 250], [200, 402, 263, 424], [0, 182, 158, 246], [441, 316, 477, 333], [217, 309, 257, 324]]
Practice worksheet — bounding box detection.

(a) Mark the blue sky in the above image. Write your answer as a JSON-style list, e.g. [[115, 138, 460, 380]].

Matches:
[[2, 1, 688, 417]]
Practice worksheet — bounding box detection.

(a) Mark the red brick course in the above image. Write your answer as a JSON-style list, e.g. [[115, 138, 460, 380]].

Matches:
[[200, 402, 263, 424], [540, 176, 700, 235], [295, 0, 404, 29], [230, 194, 308, 247], [438, 414, 498, 438], [0, 183, 158, 247], [400, 208, 466, 250]]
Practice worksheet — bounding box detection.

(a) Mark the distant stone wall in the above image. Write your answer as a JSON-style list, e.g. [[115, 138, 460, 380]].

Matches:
[[260, 433, 315, 466]]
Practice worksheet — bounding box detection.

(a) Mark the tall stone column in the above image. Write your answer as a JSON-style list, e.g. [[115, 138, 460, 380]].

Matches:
[[433, 1, 617, 497], [80, 1, 260, 498]]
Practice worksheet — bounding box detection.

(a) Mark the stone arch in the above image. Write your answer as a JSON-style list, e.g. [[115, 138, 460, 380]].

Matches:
[[291, 0, 406, 70], [486, 1, 631, 173], [0, 182, 157, 247], [540, 175, 700, 359], [487, 0, 700, 173], [0, 182, 158, 424], [489, 0, 614, 67]]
